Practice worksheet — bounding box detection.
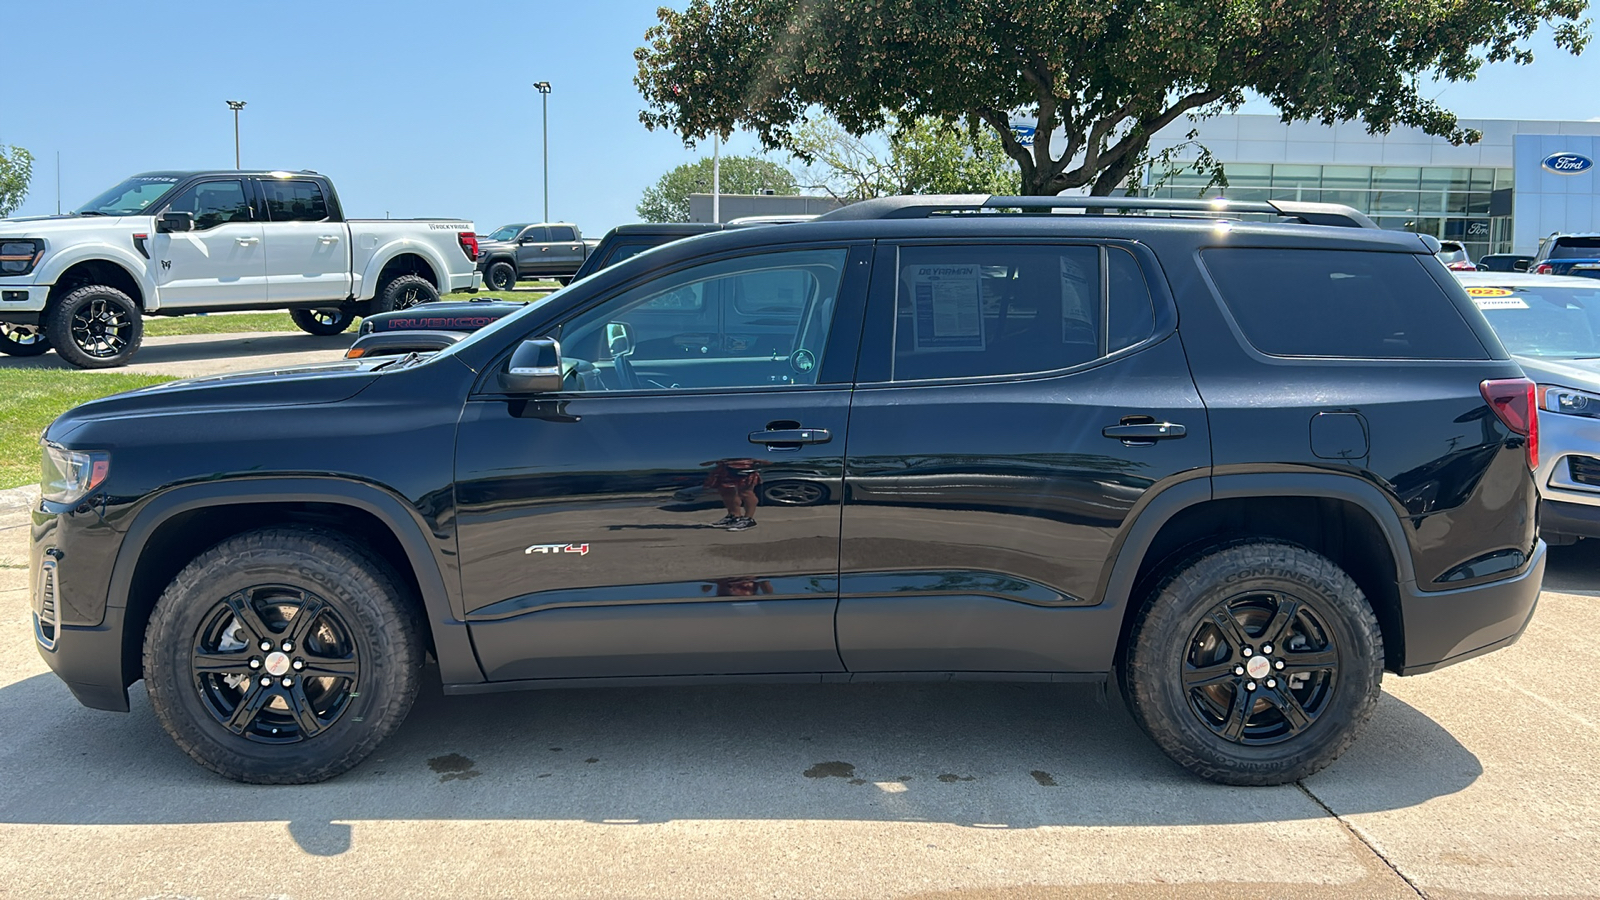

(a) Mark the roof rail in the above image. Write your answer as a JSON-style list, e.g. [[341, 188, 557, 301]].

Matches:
[[813, 195, 1377, 229]]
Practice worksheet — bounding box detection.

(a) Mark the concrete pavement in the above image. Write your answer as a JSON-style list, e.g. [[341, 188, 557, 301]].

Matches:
[[1, 481, 1598, 898], [0, 330, 354, 378]]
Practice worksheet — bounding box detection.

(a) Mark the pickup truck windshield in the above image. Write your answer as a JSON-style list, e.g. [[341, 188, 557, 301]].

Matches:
[[1549, 237, 1600, 259], [487, 224, 528, 241], [1475, 285, 1600, 357], [75, 176, 181, 216]]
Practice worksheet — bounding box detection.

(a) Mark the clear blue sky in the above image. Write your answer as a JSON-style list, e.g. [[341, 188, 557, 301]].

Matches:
[[1, 1, 1592, 234]]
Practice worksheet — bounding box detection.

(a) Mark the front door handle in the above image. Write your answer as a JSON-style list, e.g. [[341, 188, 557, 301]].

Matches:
[[1102, 422, 1186, 444], [748, 427, 831, 448], [235, 236, 259, 246], [319, 235, 339, 243]]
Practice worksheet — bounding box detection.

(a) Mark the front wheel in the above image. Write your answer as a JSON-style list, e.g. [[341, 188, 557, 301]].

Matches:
[[1120, 541, 1383, 786], [143, 527, 424, 784], [45, 284, 144, 368], [485, 260, 517, 292], [289, 307, 355, 336], [0, 322, 51, 356]]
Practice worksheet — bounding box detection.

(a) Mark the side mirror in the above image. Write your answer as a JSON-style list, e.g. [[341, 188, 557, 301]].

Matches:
[[500, 337, 564, 394], [605, 321, 634, 357], [157, 210, 195, 233]]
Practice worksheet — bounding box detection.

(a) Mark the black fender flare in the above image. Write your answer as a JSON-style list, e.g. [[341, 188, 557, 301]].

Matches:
[[108, 478, 482, 686], [1085, 471, 1416, 672]]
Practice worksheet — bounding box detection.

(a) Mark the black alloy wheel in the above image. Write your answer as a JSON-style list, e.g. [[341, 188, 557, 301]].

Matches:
[[376, 273, 440, 313], [1180, 590, 1339, 744], [190, 585, 361, 744], [45, 284, 144, 368], [289, 307, 356, 336], [0, 322, 51, 356], [486, 260, 517, 292]]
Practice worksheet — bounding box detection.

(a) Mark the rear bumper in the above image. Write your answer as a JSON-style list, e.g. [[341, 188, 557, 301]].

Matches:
[[1398, 540, 1546, 675], [446, 270, 482, 294]]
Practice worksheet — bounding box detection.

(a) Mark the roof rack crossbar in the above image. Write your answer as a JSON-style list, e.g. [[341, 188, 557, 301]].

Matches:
[[813, 195, 1376, 229]]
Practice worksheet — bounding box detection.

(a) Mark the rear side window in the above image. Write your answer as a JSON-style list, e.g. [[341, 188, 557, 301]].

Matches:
[[549, 226, 576, 242], [260, 180, 329, 222], [1202, 248, 1487, 359], [1550, 237, 1600, 259]]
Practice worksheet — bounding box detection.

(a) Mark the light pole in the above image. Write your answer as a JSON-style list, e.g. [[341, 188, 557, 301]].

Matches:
[[533, 82, 551, 222], [225, 100, 246, 169]]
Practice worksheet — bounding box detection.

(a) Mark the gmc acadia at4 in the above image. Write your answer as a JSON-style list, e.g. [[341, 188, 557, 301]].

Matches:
[[0, 170, 481, 367]]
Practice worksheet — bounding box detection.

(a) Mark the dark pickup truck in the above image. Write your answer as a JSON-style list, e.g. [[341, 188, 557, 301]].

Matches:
[[1531, 233, 1600, 279], [476, 222, 599, 289]]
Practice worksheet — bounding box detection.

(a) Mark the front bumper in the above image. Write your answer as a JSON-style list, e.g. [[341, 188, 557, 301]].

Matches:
[[0, 283, 49, 318], [1398, 540, 1546, 675], [1534, 410, 1600, 536]]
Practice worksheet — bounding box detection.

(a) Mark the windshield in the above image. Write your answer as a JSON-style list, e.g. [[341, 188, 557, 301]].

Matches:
[[1549, 237, 1600, 260], [75, 175, 181, 216], [486, 224, 529, 242], [1469, 284, 1600, 357]]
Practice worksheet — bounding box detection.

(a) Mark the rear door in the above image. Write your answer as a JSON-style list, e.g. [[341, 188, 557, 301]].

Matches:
[[836, 239, 1211, 673], [455, 242, 870, 682], [545, 225, 585, 275], [256, 178, 352, 304]]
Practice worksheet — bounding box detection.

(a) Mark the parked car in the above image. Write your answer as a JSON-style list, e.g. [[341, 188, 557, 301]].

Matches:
[[34, 195, 1542, 789], [0, 170, 480, 367], [1437, 240, 1477, 271], [1477, 253, 1534, 273], [476, 222, 600, 289], [1530, 233, 1600, 279], [571, 222, 726, 281], [1455, 271, 1600, 543]]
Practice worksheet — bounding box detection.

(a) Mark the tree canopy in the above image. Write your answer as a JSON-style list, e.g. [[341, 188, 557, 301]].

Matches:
[[0, 146, 33, 218], [637, 154, 799, 222], [636, 0, 1590, 195], [792, 116, 1018, 200]]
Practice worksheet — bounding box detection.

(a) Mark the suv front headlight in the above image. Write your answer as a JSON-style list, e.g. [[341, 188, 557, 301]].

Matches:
[[1, 239, 44, 276], [1538, 385, 1600, 418], [41, 442, 109, 504]]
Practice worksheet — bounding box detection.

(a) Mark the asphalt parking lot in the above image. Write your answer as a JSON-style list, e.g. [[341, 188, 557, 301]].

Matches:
[[1, 338, 1598, 899]]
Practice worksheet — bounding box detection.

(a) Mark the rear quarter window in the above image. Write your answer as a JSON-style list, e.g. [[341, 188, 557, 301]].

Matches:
[[1202, 248, 1488, 360]]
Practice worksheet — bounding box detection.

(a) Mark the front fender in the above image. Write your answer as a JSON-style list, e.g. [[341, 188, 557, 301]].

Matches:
[[34, 245, 159, 311], [108, 478, 481, 688]]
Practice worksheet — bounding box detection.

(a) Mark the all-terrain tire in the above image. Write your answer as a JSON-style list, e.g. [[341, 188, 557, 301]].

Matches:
[[44, 284, 144, 369], [0, 322, 51, 356], [556, 276, 572, 286], [485, 260, 517, 292], [1120, 540, 1383, 786], [371, 274, 439, 313], [289, 307, 356, 336], [143, 527, 424, 784]]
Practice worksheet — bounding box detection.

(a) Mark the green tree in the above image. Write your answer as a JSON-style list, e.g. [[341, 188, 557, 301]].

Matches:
[[0, 146, 34, 218], [637, 155, 799, 222], [636, 0, 1589, 196], [791, 115, 1017, 200]]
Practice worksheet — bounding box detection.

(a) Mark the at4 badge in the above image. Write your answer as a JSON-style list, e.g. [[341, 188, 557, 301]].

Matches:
[[525, 543, 590, 556]]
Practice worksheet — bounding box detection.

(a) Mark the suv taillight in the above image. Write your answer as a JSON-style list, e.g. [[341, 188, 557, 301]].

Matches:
[[458, 231, 479, 262], [1481, 378, 1539, 470], [1534, 263, 1554, 275]]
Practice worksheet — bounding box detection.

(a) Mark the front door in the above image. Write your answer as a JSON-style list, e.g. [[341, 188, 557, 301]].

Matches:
[[149, 178, 266, 310], [515, 226, 550, 276], [256, 178, 351, 304], [837, 240, 1211, 673], [456, 244, 869, 682]]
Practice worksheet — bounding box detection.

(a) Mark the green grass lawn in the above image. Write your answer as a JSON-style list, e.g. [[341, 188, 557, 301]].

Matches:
[[137, 281, 556, 337], [0, 370, 177, 490]]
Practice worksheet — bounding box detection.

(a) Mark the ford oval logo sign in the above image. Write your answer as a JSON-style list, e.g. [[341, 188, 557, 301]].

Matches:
[[1542, 152, 1595, 175]]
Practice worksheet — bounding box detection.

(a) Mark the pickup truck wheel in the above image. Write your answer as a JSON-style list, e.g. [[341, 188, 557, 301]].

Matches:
[[143, 527, 424, 784], [289, 308, 355, 336], [45, 285, 144, 369], [0, 323, 51, 356], [556, 276, 572, 286], [375, 274, 439, 312], [485, 260, 517, 292], [1120, 541, 1383, 786]]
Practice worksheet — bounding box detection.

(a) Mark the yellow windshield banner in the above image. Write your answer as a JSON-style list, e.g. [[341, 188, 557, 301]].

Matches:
[[1465, 287, 1516, 297]]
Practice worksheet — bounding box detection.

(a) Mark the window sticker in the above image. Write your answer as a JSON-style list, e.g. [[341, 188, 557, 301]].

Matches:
[[904, 264, 985, 350], [1465, 287, 1514, 297], [1466, 286, 1528, 310]]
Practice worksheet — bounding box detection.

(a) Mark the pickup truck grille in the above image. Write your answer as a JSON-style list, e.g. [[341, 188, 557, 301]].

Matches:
[[32, 560, 57, 650], [1568, 455, 1600, 487]]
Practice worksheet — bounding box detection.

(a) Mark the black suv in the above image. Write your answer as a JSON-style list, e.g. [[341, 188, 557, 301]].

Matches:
[[32, 196, 1544, 786]]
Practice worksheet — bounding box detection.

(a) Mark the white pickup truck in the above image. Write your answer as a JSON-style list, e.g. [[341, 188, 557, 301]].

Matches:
[[0, 170, 481, 367]]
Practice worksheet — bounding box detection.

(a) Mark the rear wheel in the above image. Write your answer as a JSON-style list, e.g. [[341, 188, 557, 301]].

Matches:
[[45, 284, 143, 369], [0, 322, 50, 356], [485, 260, 517, 292], [143, 527, 424, 784], [1121, 541, 1383, 785], [556, 276, 572, 286], [373, 274, 439, 313], [289, 307, 355, 336]]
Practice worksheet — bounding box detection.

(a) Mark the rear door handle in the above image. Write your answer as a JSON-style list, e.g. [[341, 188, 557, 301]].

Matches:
[[1102, 422, 1186, 443], [748, 427, 831, 448]]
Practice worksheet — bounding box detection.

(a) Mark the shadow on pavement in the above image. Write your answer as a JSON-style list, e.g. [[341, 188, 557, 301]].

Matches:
[[0, 332, 353, 371], [1541, 540, 1600, 596], [0, 667, 1480, 855]]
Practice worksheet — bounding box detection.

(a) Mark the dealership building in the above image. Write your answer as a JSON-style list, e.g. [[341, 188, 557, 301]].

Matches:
[[1138, 114, 1600, 260]]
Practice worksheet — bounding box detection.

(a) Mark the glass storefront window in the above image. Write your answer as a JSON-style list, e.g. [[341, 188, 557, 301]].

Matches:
[[1269, 187, 1321, 203], [1467, 193, 1491, 215], [1471, 168, 1497, 192], [1371, 191, 1421, 214], [1373, 167, 1421, 190], [1320, 166, 1372, 190], [1494, 169, 1514, 191], [1271, 164, 1321, 188]]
